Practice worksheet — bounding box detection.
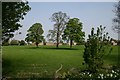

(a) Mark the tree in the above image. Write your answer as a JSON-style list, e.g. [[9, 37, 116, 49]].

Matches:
[[113, 1, 120, 32], [50, 11, 69, 48], [83, 25, 112, 73], [47, 30, 56, 42], [25, 23, 44, 47], [112, 0, 120, 65], [62, 18, 85, 48], [2, 2, 31, 44]]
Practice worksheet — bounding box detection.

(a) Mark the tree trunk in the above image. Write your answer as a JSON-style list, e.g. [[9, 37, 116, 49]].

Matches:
[[56, 43, 59, 48], [118, 32, 120, 65], [70, 39, 73, 48], [56, 32, 59, 48], [56, 25, 60, 48], [36, 42, 39, 48]]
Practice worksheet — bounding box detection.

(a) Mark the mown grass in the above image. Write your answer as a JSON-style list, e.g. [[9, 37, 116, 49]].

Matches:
[[2, 45, 119, 78]]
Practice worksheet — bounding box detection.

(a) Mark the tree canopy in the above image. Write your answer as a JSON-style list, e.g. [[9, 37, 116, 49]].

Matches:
[[47, 30, 56, 42], [49, 11, 69, 48], [25, 23, 44, 47], [2, 2, 31, 44], [62, 18, 85, 48], [113, 1, 120, 33]]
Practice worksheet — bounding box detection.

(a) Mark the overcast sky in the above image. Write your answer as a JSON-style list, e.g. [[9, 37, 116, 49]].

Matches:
[[13, 2, 118, 41]]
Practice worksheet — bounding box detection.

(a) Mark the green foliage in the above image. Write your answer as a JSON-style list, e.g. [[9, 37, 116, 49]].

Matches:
[[76, 40, 85, 45], [83, 25, 112, 73], [10, 40, 19, 45], [2, 2, 31, 43], [49, 11, 69, 48], [47, 30, 56, 42], [19, 40, 26, 45], [25, 23, 44, 47], [58, 66, 120, 79], [62, 18, 85, 48], [2, 42, 9, 46]]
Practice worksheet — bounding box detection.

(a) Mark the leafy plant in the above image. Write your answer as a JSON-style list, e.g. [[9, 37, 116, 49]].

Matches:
[[19, 40, 26, 46], [25, 23, 44, 47], [2, 2, 31, 44], [83, 25, 112, 73], [10, 40, 19, 45], [58, 65, 120, 79], [62, 18, 85, 48]]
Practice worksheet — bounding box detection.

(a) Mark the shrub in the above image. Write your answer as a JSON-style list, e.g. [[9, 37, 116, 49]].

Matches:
[[19, 40, 26, 45], [83, 25, 112, 73], [57, 65, 120, 79], [10, 40, 19, 45], [2, 42, 9, 46], [76, 41, 85, 45]]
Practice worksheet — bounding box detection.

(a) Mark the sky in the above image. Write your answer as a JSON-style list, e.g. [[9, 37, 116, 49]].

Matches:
[[27, 0, 117, 2], [13, 2, 118, 41]]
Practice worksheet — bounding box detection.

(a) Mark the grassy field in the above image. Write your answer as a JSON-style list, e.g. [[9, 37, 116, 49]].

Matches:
[[2, 45, 119, 78]]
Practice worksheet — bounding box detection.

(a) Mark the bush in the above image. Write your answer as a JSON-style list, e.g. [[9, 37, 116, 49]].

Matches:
[[57, 65, 120, 79], [76, 41, 85, 45], [2, 42, 9, 46], [10, 40, 19, 45], [83, 25, 112, 73], [19, 40, 26, 45]]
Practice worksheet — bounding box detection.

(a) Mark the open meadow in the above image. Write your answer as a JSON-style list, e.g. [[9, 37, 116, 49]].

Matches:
[[2, 45, 119, 78]]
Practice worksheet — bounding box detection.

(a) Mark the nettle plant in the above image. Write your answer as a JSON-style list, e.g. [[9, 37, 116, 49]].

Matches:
[[83, 25, 112, 73]]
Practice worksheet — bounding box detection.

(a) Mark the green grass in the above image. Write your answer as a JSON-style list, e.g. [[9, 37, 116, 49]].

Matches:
[[2, 45, 119, 78]]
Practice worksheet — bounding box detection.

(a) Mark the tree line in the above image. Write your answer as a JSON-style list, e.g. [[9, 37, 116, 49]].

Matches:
[[2, 1, 120, 47], [25, 11, 85, 48]]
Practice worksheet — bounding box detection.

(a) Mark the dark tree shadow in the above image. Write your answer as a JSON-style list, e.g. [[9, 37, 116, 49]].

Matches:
[[45, 47, 79, 50], [2, 58, 13, 76], [24, 46, 80, 50]]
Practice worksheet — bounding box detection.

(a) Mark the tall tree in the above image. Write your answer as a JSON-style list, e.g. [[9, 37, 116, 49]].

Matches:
[[62, 18, 85, 48], [50, 11, 69, 48], [112, 0, 120, 65], [25, 23, 44, 47], [113, 1, 120, 32], [2, 2, 31, 44]]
